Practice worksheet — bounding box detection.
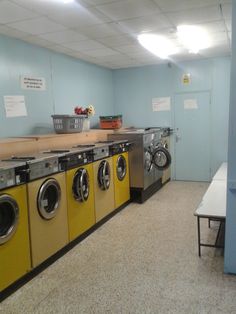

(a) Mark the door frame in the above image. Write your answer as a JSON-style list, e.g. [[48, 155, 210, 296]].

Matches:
[[172, 90, 212, 181]]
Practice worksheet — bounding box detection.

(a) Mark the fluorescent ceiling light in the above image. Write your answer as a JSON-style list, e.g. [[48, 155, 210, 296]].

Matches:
[[138, 34, 178, 59], [177, 25, 210, 53], [63, 0, 74, 3]]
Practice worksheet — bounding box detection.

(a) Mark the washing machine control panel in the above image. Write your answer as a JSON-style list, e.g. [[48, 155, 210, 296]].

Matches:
[[111, 142, 130, 155], [60, 150, 94, 170], [0, 168, 15, 189], [28, 157, 59, 180], [93, 146, 109, 161]]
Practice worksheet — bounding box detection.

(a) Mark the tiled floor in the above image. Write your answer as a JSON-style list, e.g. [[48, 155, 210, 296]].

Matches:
[[1, 181, 236, 313]]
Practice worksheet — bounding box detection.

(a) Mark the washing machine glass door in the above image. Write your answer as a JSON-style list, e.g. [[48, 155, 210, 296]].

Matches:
[[117, 155, 127, 181], [152, 147, 171, 171], [73, 168, 89, 202], [98, 160, 110, 190], [0, 194, 19, 244], [37, 178, 61, 220], [144, 150, 153, 172]]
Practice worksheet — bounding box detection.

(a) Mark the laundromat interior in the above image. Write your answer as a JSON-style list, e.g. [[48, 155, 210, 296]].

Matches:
[[0, 0, 236, 312]]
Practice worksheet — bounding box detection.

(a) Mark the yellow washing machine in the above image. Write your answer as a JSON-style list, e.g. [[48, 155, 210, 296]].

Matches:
[[0, 161, 31, 292], [92, 144, 115, 222], [64, 146, 95, 241], [110, 141, 130, 209], [12, 153, 69, 268]]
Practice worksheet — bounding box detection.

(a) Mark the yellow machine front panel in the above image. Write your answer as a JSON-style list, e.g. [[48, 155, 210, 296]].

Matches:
[[66, 163, 95, 242], [0, 185, 31, 292], [27, 172, 69, 268], [113, 152, 130, 208], [93, 157, 115, 222]]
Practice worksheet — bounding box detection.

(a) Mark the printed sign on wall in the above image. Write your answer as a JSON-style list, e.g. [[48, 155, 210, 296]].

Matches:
[[152, 97, 171, 112], [184, 99, 198, 110], [4, 95, 27, 118], [20, 76, 46, 91]]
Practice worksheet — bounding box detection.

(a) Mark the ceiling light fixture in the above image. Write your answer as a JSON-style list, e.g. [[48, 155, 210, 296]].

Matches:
[[62, 0, 74, 3], [177, 25, 210, 54], [138, 34, 178, 59]]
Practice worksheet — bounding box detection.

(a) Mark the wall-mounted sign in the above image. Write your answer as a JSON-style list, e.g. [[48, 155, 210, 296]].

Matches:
[[182, 73, 191, 85], [152, 97, 171, 112], [4, 95, 27, 118], [20, 76, 46, 91], [184, 99, 198, 110]]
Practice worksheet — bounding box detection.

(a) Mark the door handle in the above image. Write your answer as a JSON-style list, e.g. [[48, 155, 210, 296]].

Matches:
[[175, 134, 181, 142]]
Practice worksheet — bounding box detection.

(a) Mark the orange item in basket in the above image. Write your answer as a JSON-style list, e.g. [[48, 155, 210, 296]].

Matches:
[[99, 115, 122, 129]]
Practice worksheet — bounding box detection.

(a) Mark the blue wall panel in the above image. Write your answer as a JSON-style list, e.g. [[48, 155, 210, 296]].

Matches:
[[113, 57, 230, 178], [0, 34, 114, 137]]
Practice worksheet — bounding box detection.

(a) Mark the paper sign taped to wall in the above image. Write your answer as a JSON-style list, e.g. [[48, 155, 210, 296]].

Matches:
[[4, 95, 27, 118], [184, 99, 198, 110], [152, 97, 171, 112], [20, 76, 46, 91]]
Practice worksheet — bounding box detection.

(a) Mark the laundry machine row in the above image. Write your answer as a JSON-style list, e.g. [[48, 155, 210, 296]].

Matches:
[[0, 140, 131, 298]]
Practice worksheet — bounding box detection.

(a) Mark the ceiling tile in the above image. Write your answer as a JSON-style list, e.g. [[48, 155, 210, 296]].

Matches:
[[78, 22, 121, 39], [166, 5, 222, 26], [225, 19, 231, 31], [83, 47, 120, 57], [115, 43, 145, 54], [196, 21, 227, 33], [96, 34, 136, 47], [153, 0, 219, 13], [199, 45, 231, 57], [96, 0, 160, 21], [0, 0, 39, 24], [0, 25, 29, 39], [23, 35, 52, 47], [221, 3, 232, 19], [61, 39, 106, 51], [118, 13, 172, 34], [81, 0, 126, 5], [8, 17, 67, 35], [47, 44, 74, 55], [39, 30, 88, 44]]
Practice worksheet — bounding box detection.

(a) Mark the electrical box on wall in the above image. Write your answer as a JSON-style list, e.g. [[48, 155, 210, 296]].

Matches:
[[182, 73, 191, 85]]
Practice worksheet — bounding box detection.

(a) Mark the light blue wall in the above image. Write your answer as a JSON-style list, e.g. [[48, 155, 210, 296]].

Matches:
[[225, 1, 236, 274], [0, 34, 231, 181], [113, 57, 230, 177], [0, 34, 114, 137]]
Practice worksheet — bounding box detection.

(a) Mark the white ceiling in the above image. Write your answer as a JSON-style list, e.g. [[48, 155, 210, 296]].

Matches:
[[0, 0, 232, 69]]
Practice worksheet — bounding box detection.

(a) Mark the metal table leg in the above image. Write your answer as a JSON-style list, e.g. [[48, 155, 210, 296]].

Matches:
[[197, 216, 201, 257]]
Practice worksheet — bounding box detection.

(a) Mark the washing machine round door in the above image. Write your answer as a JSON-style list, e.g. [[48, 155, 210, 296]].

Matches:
[[0, 194, 19, 244], [98, 160, 110, 190], [72, 168, 89, 202], [153, 147, 171, 171], [144, 150, 153, 172], [116, 155, 127, 181], [37, 178, 61, 220]]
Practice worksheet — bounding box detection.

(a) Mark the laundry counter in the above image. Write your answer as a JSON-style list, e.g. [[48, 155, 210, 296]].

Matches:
[[0, 129, 114, 159]]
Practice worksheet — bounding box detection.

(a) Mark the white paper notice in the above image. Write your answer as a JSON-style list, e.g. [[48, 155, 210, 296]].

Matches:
[[184, 99, 198, 110], [152, 97, 171, 112], [20, 76, 46, 91], [4, 95, 27, 118]]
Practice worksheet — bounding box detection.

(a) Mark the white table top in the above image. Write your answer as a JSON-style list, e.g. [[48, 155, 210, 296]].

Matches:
[[194, 180, 226, 218], [212, 162, 227, 181]]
